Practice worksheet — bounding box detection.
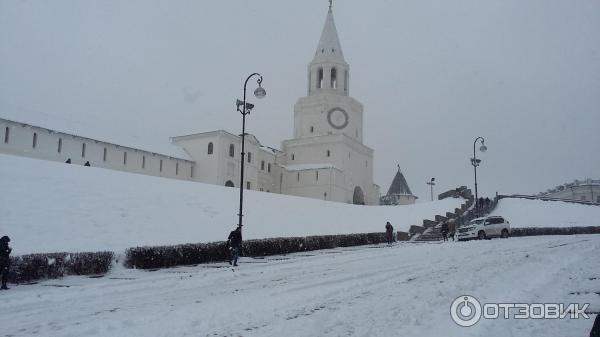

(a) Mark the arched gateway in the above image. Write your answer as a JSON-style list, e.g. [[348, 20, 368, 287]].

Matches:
[[353, 186, 365, 205]]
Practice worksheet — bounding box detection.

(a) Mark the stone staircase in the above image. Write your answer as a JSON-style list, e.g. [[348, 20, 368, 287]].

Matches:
[[409, 186, 499, 242], [415, 226, 444, 242], [409, 186, 498, 242]]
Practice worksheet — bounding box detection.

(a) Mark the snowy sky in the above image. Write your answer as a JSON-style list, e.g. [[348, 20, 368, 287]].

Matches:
[[0, 0, 598, 201]]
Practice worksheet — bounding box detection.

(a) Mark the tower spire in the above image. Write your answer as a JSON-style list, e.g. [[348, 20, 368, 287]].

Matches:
[[312, 2, 345, 63]]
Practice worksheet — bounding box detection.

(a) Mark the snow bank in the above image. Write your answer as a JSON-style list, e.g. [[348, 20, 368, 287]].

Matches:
[[490, 198, 600, 228], [0, 154, 463, 255]]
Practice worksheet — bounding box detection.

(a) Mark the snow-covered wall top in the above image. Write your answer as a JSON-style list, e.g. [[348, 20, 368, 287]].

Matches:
[[490, 198, 600, 228], [0, 154, 463, 255], [0, 108, 190, 160]]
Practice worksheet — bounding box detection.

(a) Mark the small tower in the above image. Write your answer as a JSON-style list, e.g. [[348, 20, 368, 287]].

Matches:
[[380, 166, 418, 205]]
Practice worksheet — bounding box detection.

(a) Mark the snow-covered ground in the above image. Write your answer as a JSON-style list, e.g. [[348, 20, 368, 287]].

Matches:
[[1, 235, 598, 337], [490, 198, 600, 228], [0, 154, 464, 255]]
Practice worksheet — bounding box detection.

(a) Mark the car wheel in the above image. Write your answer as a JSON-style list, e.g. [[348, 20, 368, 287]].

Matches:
[[501, 229, 509, 238], [478, 230, 486, 240]]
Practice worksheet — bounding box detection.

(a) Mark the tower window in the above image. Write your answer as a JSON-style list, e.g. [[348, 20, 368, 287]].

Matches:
[[297, 172, 300, 182], [123, 152, 127, 165], [208, 142, 213, 155], [142, 156, 146, 169], [81, 143, 86, 157], [310, 126, 314, 133], [3, 126, 9, 143], [57, 138, 62, 153], [176, 162, 179, 175], [247, 181, 251, 190], [268, 163, 271, 172], [291, 154, 295, 161], [315, 171, 319, 181], [261, 160, 265, 170], [324, 192, 327, 199], [32, 133, 38, 148], [331, 68, 337, 89], [326, 150, 330, 157], [247, 152, 252, 163], [317, 68, 323, 89], [344, 70, 348, 92], [229, 144, 235, 157], [160, 159, 163, 172], [103, 148, 107, 161]]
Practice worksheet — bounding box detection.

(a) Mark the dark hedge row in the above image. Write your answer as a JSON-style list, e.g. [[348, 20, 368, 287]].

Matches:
[[511, 226, 600, 237], [7, 251, 114, 283], [125, 232, 390, 269]]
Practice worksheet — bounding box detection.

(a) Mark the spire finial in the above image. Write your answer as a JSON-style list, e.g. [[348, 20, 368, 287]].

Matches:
[[329, 0, 332, 10], [397, 164, 401, 172]]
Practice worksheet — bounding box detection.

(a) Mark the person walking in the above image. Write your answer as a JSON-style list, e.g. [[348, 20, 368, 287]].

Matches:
[[440, 222, 449, 242], [0, 236, 11, 290], [227, 225, 243, 267], [385, 221, 393, 245], [448, 219, 456, 242]]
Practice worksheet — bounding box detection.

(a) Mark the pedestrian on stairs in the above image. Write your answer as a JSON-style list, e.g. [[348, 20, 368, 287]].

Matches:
[[448, 219, 456, 241], [441, 222, 449, 242], [0, 236, 11, 290], [385, 222, 394, 245]]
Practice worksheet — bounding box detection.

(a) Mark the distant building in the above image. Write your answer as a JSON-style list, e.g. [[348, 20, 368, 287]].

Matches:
[[380, 167, 417, 205], [538, 179, 600, 204], [0, 3, 380, 205]]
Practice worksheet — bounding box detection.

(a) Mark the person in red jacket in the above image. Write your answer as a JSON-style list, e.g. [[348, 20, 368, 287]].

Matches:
[[385, 222, 394, 245]]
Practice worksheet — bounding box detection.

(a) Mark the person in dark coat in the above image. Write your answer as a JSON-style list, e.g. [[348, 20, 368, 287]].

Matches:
[[0, 236, 11, 290], [448, 219, 456, 242], [227, 225, 243, 266], [440, 222, 449, 242], [385, 222, 393, 244]]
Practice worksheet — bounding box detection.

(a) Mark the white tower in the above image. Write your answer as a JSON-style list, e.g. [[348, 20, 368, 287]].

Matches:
[[281, 2, 379, 205]]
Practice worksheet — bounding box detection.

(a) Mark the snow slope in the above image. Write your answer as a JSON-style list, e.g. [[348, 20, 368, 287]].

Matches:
[[0, 154, 464, 255], [0, 236, 598, 337], [490, 198, 600, 228]]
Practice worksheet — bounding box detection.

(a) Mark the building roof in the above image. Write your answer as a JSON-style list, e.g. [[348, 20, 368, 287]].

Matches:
[[281, 163, 342, 172], [386, 167, 414, 196], [312, 5, 346, 64]]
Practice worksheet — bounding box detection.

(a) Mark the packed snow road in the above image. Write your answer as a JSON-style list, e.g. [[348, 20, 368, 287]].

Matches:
[[1, 235, 599, 337]]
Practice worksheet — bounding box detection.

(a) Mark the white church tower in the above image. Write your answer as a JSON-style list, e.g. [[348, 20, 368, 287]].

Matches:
[[280, 2, 379, 204]]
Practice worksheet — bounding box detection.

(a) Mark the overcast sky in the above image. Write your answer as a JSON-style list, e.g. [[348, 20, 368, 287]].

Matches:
[[1, 0, 599, 201]]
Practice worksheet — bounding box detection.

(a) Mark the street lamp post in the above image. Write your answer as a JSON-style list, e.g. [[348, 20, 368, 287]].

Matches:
[[236, 73, 266, 229], [471, 137, 487, 215], [427, 178, 436, 201]]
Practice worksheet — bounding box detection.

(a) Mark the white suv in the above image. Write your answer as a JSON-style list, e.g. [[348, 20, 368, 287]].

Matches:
[[457, 216, 511, 241]]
